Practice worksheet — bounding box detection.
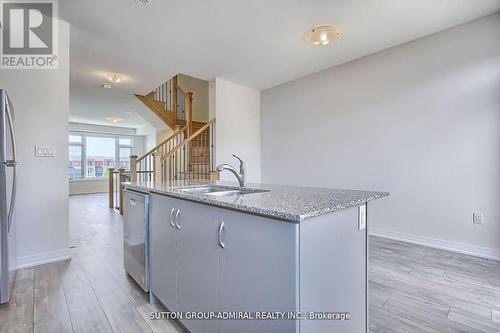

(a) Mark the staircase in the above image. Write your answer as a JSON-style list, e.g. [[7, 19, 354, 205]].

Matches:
[[135, 75, 192, 131], [132, 76, 216, 184]]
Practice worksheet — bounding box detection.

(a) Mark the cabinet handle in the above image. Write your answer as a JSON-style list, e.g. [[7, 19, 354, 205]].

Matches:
[[175, 209, 181, 229], [218, 221, 225, 249], [129, 199, 136, 206], [169, 208, 175, 228]]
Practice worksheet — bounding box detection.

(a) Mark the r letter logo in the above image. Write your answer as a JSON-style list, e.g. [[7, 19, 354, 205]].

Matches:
[[1, 0, 58, 69]]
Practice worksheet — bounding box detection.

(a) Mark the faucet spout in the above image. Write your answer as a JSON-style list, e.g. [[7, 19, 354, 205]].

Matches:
[[216, 155, 247, 187]]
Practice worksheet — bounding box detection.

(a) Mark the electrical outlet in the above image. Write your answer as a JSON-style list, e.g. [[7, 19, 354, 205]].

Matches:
[[358, 204, 366, 230], [473, 212, 483, 224], [34, 145, 56, 157]]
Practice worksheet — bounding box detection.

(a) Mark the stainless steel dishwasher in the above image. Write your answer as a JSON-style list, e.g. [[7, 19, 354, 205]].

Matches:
[[123, 189, 150, 292]]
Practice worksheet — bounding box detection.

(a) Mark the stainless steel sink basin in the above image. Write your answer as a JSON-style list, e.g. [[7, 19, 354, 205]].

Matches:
[[179, 185, 231, 194], [205, 189, 265, 196], [179, 185, 268, 197]]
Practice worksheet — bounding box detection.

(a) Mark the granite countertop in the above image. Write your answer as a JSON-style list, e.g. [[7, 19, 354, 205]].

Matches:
[[125, 180, 388, 223]]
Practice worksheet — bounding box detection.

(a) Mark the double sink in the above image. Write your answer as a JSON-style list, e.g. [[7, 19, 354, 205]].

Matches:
[[179, 185, 268, 197]]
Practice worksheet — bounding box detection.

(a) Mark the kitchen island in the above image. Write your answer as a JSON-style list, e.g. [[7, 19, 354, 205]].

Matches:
[[124, 180, 388, 333]]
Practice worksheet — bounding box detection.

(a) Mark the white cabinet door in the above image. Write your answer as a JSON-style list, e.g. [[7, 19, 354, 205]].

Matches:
[[176, 200, 219, 333], [150, 194, 179, 311], [219, 209, 299, 333]]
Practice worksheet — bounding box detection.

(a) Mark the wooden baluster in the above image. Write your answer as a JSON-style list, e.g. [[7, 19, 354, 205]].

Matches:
[[172, 76, 178, 125], [186, 92, 193, 136], [108, 167, 115, 208]]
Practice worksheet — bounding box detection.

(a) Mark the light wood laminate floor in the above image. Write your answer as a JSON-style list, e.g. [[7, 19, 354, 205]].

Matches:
[[0, 193, 499, 332]]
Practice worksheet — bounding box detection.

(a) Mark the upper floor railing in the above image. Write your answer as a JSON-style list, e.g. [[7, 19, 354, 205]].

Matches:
[[131, 125, 189, 184]]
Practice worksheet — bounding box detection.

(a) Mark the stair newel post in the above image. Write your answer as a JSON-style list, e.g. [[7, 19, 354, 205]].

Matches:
[[118, 168, 125, 215], [186, 92, 193, 136], [108, 167, 115, 208], [210, 171, 220, 181], [130, 155, 138, 183], [154, 151, 162, 185]]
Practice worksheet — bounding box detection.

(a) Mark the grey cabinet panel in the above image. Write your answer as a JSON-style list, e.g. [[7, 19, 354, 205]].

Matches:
[[177, 200, 219, 333], [219, 209, 298, 333], [299, 205, 367, 333], [150, 194, 178, 311], [148, 194, 368, 333]]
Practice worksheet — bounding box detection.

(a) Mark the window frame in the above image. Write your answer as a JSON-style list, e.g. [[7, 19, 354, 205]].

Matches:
[[68, 132, 134, 181], [118, 138, 133, 170], [69, 136, 84, 180]]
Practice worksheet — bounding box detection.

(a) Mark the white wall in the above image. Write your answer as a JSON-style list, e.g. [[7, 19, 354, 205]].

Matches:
[[136, 123, 156, 151], [69, 122, 137, 136], [132, 135, 145, 156], [261, 14, 500, 258], [69, 180, 108, 195], [156, 127, 174, 145], [0, 22, 71, 268], [177, 74, 209, 122], [210, 78, 261, 183]]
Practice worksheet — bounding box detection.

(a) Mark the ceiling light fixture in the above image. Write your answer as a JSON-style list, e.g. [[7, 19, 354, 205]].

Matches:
[[102, 83, 112, 89], [305, 24, 342, 46], [106, 117, 123, 124], [106, 73, 123, 83]]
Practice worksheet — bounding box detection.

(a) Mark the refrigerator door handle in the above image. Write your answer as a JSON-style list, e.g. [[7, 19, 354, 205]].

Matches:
[[0, 161, 17, 167], [5, 96, 17, 232], [7, 168, 16, 232]]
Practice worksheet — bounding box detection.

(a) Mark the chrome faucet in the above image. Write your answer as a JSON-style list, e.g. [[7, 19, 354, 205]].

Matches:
[[216, 154, 247, 187]]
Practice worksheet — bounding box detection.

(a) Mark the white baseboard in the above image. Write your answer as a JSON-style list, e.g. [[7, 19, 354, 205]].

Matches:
[[14, 248, 72, 269], [369, 227, 500, 261]]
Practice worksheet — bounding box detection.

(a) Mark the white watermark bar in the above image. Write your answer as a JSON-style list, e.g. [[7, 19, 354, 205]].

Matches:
[[149, 311, 351, 321]]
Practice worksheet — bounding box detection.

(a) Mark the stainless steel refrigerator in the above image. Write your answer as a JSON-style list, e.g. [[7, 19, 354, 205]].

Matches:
[[0, 89, 17, 304]]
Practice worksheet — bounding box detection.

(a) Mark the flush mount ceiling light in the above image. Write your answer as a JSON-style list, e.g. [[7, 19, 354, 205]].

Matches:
[[305, 24, 342, 46], [106, 117, 123, 124], [102, 83, 112, 89], [106, 73, 123, 83]]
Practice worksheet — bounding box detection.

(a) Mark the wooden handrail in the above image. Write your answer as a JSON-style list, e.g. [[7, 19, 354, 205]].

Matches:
[[173, 81, 188, 97], [161, 118, 215, 161], [137, 125, 188, 162]]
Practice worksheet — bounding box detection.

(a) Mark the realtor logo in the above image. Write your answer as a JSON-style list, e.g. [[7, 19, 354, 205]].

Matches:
[[0, 0, 58, 69]]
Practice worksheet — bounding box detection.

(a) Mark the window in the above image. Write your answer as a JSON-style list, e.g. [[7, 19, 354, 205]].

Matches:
[[119, 138, 131, 146], [69, 145, 83, 180], [68, 133, 134, 180], [86, 136, 116, 178], [69, 135, 82, 143], [119, 147, 132, 170]]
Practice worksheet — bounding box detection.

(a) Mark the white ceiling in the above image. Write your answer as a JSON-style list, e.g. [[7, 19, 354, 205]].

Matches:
[[61, 0, 500, 128]]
